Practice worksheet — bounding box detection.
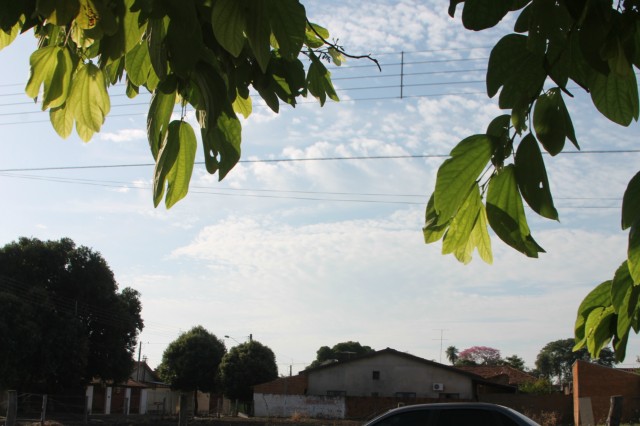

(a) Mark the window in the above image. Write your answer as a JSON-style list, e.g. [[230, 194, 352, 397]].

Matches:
[[372, 370, 380, 380], [326, 390, 346, 397], [432, 409, 519, 426]]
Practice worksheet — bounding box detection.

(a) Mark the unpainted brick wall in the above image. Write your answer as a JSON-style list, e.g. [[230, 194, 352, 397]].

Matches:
[[573, 360, 640, 425]]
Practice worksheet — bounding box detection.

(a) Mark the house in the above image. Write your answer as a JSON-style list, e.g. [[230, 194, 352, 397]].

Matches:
[[455, 365, 537, 388], [253, 348, 515, 419]]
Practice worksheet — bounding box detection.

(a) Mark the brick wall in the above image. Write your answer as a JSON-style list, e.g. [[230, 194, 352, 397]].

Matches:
[[573, 360, 640, 425], [253, 375, 308, 396]]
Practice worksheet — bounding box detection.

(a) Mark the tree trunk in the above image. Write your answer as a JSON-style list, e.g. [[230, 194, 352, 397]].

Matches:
[[606, 395, 623, 426], [193, 390, 198, 416]]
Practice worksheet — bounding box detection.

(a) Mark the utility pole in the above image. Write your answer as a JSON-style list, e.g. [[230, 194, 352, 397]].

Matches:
[[433, 329, 448, 363]]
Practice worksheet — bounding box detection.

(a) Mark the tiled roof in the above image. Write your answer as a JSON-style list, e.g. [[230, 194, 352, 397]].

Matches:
[[455, 365, 536, 386]]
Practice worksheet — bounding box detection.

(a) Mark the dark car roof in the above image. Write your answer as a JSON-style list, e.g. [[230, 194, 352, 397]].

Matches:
[[364, 402, 541, 426]]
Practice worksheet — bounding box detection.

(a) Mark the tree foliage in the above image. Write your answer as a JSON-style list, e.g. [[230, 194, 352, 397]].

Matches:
[[219, 340, 278, 402], [157, 325, 226, 394], [307, 341, 375, 368], [0, 0, 348, 208], [445, 345, 459, 365], [427, 0, 640, 360], [456, 346, 502, 366], [0, 237, 143, 392], [535, 338, 617, 384], [503, 354, 526, 371]]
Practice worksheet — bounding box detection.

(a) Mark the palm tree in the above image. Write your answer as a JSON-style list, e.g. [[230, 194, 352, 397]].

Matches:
[[445, 346, 459, 365]]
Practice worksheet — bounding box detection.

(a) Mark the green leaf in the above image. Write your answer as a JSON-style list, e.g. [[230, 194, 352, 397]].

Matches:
[[212, 0, 247, 58], [585, 306, 615, 358], [533, 88, 578, 155], [232, 91, 252, 119], [487, 34, 546, 109], [153, 120, 197, 208], [628, 224, 640, 284], [304, 22, 328, 49], [164, 121, 197, 208], [246, 0, 271, 73], [423, 194, 450, 244], [147, 77, 177, 160], [307, 55, 339, 106], [50, 102, 74, 139], [67, 62, 110, 141], [515, 133, 558, 220], [472, 198, 493, 264], [123, 0, 147, 54], [589, 69, 640, 126], [574, 280, 612, 349], [486, 164, 545, 257], [125, 41, 152, 87], [434, 134, 493, 224], [205, 112, 242, 180], [461, 0, 511, 31], [267, 0, 305, 61], [0, 15, 22, 51], [442, 183, 492, 264], [147, 18, 168, 81], [26, 46, 73, 110], [622, 171, 640, 230], [36, 0, 80, 26]]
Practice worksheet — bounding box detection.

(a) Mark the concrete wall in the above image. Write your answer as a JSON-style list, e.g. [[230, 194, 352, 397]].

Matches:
[[480, 393, 573, 425], [307, 352, 474, 399], [254, 394, 345, 418], [573, 360, 640, 425]]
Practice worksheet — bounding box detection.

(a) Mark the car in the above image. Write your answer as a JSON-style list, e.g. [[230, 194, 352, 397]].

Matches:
[[362, 402, 541, 426]]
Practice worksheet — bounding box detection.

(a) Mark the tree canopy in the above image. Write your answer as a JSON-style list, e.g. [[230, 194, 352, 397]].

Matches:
[[307, 341, 375, 369], [157, 325, 226, 414], [534, 338, 616, 384], [424, 0, 640, 360], [219, 339, 278, 402], [0, 0, 351, 208], [0, 237, 143, 392], [456, 346, 502, 366]]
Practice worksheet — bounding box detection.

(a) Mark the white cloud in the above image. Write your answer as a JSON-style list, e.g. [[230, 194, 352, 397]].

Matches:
[[99, 129, 146, 143]]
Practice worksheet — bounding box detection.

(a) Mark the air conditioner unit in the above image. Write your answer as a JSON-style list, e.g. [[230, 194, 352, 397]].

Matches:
[[433, 383, 444, 391]]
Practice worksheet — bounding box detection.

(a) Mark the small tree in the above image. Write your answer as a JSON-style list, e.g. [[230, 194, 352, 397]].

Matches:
[[445, 346, 459, 365], [535, 338, 617, 384], [457, 346, 502, 366], [158, 326, 226, 414], [503, 354, 526, 371], [219, 340, 278, 403], [307, 341, 375, 368]]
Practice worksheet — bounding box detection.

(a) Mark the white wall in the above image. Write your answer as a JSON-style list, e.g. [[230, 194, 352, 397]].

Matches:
[[307, 352, 474, 398], [254, 394, 346, 419]]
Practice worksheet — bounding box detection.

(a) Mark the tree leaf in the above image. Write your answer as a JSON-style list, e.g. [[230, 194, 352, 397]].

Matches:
[[267, 0, 305, 61], [486, 164, 545, 257], [622, 171, 640, 230], [26, 46, 72, 109], [232, 91, 252, 119], [423, 194, 450, 244], [442, 183, 492, 264], [212, 0, 247, 58], [67, 62, 110, 141], [147, 77, 177, 160], [50, 102, 74, 139], [123, 0, 146, 54], [306, 54, 338, 106], [533, 88, 578, 155], [574, 280, 612, 349], [589, 69, 640, 126], [434, 134, 493, 224], [245, 0, 271, 73], [585, 306, 615, 358], [164, 121, 197, 208], [515, 133, 558, 220], [125, 41, 152, 87], [147, 18, 168, 81], [461, 0, 511, 31], [628, 224, 640, 284], [0, 15, 22, 51], [487, 34, 546, 109]]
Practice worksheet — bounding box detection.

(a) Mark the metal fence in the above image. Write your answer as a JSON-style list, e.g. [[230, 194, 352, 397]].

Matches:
[[2, 391, 88, 426]]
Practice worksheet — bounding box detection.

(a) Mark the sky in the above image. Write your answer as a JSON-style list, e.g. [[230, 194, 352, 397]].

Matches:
[[1, 0, 639, 375]]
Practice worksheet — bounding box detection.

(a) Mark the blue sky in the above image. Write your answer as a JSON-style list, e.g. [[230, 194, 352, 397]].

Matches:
[[1, 0, 639, 373]]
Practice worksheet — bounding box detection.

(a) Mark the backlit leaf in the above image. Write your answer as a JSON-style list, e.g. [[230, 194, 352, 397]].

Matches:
[[622, 171, 640, 230], [574, 280, 612, 349], [50, 102, 74, 139], [164, 121, 197, 208], [486, 164, 545, 257], [590, 69, 640, 126], [0, 15, 22, 50], [233, 91, 252, 119], [629, 225, 640, 284], [267, 0, 305, 60], [533, 88, 578, 155], [423, 194, 450, 244], [147, 77, 177, 159], [515, 133, 558, 220], [434, 134, 493, 224], [67, 62, 110, 141], [212, 0, 247, 58]]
